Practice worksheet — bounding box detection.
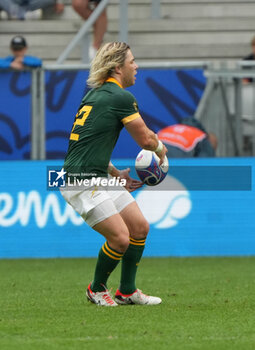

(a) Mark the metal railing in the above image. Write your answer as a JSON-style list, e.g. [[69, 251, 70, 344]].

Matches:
[[237, 60, 255, 68], [31, 68, 45, 160], [196, 67, 255, 157], [46, 60, 210, 71]]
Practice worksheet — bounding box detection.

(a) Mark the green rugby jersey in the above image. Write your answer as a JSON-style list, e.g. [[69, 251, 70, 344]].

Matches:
[[64, 78, 140, 178]]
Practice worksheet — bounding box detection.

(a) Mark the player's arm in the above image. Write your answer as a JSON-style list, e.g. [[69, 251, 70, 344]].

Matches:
[[125, 117, 167, 164]]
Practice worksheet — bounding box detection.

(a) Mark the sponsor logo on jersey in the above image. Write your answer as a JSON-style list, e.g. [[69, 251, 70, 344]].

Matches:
[[133, 101, 138, 111]]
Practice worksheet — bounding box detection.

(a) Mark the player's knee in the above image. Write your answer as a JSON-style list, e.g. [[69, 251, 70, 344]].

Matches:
[[108, 235, 130, 253], [133, 219, 150, 239], [141, 219, 150, 238], [119, 236, 130, 252], [114, 237, 130, 253]]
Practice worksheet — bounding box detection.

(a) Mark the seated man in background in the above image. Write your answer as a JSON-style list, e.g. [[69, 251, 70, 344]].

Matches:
[[158, 117, 217, 158], [0, 35, 42, 69], [0, 0, 64, 20], [72, 0, 107, 60]]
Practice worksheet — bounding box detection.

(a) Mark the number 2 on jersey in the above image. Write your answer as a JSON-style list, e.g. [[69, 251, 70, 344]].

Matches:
[[70, 105, 93, 141]]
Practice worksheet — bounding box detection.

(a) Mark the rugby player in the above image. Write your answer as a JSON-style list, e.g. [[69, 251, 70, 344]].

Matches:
[[61, 42, 167, 306]]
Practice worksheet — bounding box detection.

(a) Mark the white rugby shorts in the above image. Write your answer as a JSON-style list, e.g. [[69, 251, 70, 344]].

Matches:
[[60, 182, 135, 227]]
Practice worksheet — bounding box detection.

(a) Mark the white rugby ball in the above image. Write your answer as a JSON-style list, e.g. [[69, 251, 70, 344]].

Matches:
[[135, 149, 169, 186]]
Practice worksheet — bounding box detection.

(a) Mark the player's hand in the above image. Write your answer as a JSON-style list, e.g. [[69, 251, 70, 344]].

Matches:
[[155, 144, 168, 166], [119, 168, 143, 192]]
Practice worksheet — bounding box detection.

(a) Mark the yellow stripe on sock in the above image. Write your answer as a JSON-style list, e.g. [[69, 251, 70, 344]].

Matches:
[[130, 238, 146, 243], [102, 244, 121, 260], [130, 238, 146, 245], [130, 242, 145, 246], [105, 242, 123, 257]]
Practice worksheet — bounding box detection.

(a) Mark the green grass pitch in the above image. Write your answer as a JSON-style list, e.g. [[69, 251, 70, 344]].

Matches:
[[1, 257, 255, 350]]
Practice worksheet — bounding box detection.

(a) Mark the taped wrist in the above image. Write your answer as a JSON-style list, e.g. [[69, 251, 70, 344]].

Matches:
[[155, 140, 163, 153]]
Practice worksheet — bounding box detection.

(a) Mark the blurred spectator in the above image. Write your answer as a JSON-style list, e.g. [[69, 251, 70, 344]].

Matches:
[[158, 117, 217, 158], [72, 0, 107, 60], [242, 35, 255, 83], [0, 35, 42, 69], [0, 0, 64, 20], [243, 35, 255, 61]]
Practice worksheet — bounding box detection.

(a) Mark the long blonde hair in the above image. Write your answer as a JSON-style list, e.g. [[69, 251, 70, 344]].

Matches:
[[87, 42, 130, 88]]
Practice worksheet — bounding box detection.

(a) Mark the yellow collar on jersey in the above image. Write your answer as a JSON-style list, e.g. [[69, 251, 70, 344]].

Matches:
[[105, 77, 123, 89]]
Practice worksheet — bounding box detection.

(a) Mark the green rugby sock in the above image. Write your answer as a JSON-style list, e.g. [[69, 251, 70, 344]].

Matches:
[[119, 237, 146, 295], [91, 242, 123, 292]]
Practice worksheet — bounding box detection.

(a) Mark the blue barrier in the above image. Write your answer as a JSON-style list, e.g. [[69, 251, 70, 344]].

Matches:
[[0, 71, 31, 159], [0, 158, 254, 258], [0, 69, 205, 160]]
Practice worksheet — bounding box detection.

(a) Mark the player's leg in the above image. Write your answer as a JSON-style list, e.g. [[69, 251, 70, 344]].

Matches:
[[61, 187, 129, 306], [113, 195, 162, 305], [89, 208, 130, 292], [117, 201, 149, 294], [85, 208, 130, 306]]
